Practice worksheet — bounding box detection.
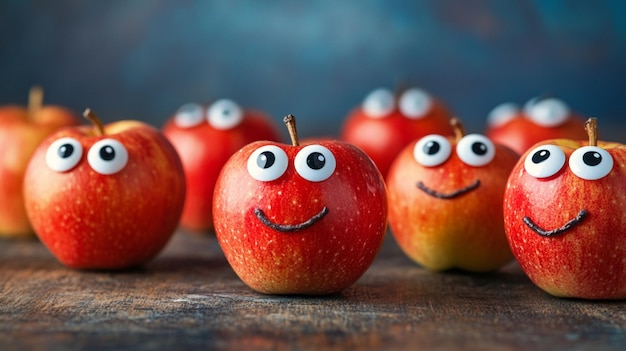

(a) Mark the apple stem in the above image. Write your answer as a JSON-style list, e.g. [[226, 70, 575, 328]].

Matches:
[[83, 108, 106, 136], [585, 117, 598, 146], [28, 85, 44, 121], [284, 114, 299, 146], [450, 117, 465, 142]]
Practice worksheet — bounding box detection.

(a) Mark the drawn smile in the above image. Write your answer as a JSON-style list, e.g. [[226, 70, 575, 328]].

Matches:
[[523, 209, 588, 237], [254, 207, 329, 232], [416, 179, 480, 199]]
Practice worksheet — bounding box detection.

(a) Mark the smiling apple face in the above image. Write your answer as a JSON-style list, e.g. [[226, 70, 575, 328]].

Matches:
[[213, 138, 388, 295], [504, 135, 626, 299], [341, 87, 455, 176], [387, 129, 518, 272]]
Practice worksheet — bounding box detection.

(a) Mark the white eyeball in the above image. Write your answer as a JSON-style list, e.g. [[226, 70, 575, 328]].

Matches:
[[569, 146, 613, 180], [487, 102, 519, 127], [524, 97, 570, 127], [413, 135, 452, 167], [247, 145, 288, 182], [294, 145, 336, 182], [207, 99, 244, 130], [524, 145, 566, 178], [87, 139, 129, 175], [46, 137, 83, 172], [456, 134, 496, 167], [398, 88, 433, 119], [174, 103, 205, 128], [362, 88, 395, 118]]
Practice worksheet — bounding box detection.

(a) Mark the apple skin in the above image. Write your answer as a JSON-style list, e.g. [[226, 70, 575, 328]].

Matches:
[[23, 120, 186, 269], [504, 138, 626, 299], [213, 139, 388, 295], [163, 101, 280, 231], [387, 132, 518, 272], [340, 88, 454, 177], [0, 104, 80, 238], [486, 99, 588, 155]]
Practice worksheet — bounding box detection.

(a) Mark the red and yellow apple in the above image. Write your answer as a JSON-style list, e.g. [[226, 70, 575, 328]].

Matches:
[[213, 115, 388, 295], [387, 118, 518, 272], [504, 118, 626, 299], [0, 86, 80, 238], [23, 109, 186, 269], [486, 97, 587, 155], [163, 99, 280, 231], [340, 87, 455, 176]]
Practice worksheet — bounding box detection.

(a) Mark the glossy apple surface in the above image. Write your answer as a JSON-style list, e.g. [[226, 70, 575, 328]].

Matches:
[[486, 97, 587, 155], [213, 115, 388, 295], [0, 87, 80, 237], [163, 99, 280, 231], [341, 87, 454, 176], [24, 111, 186, 269], [387, 120, 518, 272], [504, 119, 626, 299]]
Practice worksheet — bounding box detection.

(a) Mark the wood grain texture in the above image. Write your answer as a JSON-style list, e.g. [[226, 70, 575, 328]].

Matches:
[[1, 231, 625, 350]]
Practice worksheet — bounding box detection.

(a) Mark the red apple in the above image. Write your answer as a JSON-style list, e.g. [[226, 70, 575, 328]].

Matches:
[[387, 118, 518, 272], [486, 97, 588, 155], [504, 118, 626, 299], [340, 87, 455, 176], [0, 86, 80, 238], [213, 115, 388, 295], [163, 99, 280, 231], [23, 109, 186, 269]]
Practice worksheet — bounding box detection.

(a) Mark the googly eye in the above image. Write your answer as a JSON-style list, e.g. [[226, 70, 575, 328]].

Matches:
[[524, 97, 570, 127], [413, 135, 452, 167], [568, 146, 613, 180], [456, 134, 496, 167], [173, 103, 205, 128], [247, 145, 288, 182], [207, 99, 244, 130], [45, 137, 83, 172], [294, 145, 336, 182], [524, 145, 566, 178], [398, 88, 433, 119], [362, 88, 395, 118], [87, 139, 129, 175], [487, 103, 519, 127]]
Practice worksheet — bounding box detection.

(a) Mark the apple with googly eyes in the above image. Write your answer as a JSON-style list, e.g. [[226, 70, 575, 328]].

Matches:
[[386, 118, 518, 272], [213, 114, 387, 295], [162, 99, 280, 231], [504, 118, 626, 299], [340, 87, 455, 177], [485, 96, 587, 155], [23, 109, 186, 269]]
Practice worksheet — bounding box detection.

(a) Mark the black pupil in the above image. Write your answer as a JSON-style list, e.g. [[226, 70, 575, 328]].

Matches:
[[100, 146, 116, 161], [583, 151, 602, 166], [257, 151, 275, 169], [57, 144, 74, 159], [472, 142, 488, 156], [532, 149, 550, 164], [424, 141, 440, 155], [307, 152, 326, 170]]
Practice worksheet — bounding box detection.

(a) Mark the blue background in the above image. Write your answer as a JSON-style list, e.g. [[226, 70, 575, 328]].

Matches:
[[1, 0, 625, 140]]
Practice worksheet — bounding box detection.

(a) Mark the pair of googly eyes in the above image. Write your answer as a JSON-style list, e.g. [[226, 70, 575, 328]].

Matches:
[[174, 99, 243, 130], [247, 145, 336, 182], [413, 134, 496, 167], [524, 145, 613, 180], [488, 98, 570, 128], [46, 137, 128, 175], [363, 88, 433, 119]]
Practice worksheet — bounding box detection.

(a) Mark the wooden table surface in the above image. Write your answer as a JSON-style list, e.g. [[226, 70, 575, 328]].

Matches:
[[1, 230, 625, 351]]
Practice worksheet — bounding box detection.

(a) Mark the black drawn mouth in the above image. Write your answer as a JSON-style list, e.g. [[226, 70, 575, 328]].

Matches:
[[254, 207, 329, 232], [523, 209, 588, 237], [416, 179, 480, 199]]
